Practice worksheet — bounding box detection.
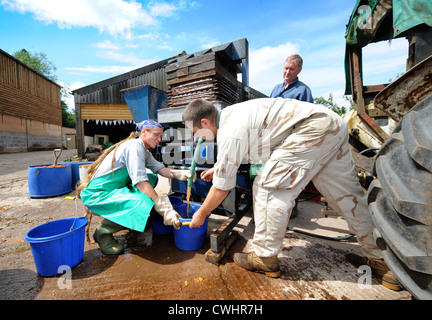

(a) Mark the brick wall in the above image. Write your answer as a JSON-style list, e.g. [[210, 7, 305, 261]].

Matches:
[[0, 114, 62, 153]]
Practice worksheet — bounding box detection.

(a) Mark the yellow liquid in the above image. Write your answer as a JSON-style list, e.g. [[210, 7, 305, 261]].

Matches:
[[186, 185, 192, 218]]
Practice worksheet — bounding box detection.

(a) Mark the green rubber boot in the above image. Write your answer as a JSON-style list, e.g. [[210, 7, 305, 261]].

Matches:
[[93, 219, 125, 255]]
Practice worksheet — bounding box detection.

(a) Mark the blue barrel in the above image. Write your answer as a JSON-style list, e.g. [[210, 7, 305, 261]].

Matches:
[[28, 165, 72, 198], [59, 161, 93, 189], [25, 217, 88, 277], [150, 196, 183, 235], [173, 203, 208, 251]]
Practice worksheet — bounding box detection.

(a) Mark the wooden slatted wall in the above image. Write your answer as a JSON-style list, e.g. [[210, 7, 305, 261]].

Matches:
[[0, 49, 62, 126], [80, 103, 133, 120]]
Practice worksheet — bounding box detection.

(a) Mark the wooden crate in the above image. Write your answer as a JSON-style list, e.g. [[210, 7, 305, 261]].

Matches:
[[166, 52, 238, 85], [165, 51, 240, 107]]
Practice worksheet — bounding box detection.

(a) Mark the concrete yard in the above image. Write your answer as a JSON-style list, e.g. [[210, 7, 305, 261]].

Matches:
[[0, 149, 412, 301]]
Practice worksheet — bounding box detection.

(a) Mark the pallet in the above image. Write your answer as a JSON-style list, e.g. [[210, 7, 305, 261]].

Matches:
[[166, 51, 240, 108]]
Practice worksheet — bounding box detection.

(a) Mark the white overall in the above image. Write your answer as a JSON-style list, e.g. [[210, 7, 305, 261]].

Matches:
[[212, 98, 381, 260]]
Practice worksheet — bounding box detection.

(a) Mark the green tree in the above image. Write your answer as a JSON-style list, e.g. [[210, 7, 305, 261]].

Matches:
[[13, 49, 58, 82], [61, 100, 76, 128], [60, 84, 76, 128], [314, 93, 354, 116], [13, 49, 75, 128]]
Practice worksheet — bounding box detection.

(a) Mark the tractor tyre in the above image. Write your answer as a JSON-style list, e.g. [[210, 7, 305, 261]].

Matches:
[[367, 93, 432, 300]]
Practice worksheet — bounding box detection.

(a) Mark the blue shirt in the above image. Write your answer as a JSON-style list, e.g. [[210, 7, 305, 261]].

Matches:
[[270, 78, 314, 103]]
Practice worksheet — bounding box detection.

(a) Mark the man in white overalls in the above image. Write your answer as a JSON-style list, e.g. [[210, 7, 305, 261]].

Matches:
[[78, 120, 192, 255], [182, 98, 400, 291]]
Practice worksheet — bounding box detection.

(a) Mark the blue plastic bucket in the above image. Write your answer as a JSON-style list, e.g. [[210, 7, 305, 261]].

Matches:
[[28, 164, 72, 198], [59, 161, 93, 189], [150, 196, 183, 235], [173, 203, 208, 251], [25, 217, 88, 277]]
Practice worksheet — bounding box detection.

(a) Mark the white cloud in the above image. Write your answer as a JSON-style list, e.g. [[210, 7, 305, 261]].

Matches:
[[70, 80, 86, 91], [178, 0, 200, 10], [247, 41, 350, 104], [301, 67, 346, 92], [89, 39, 158, 73], [135, 32, 160, 41], [1, 0, 200, 39], [362, 38, 407, 84], [202, 41, 221, 50], [362, 38, 407, 59], [93, 40, 121, 50], [58, 80, 85, 109], [66, 65, 140, 75], [100, 51, 154, 66], [149, 2, 176, 17], [2, 0, 157, 38], [305, 38, 408, 107], [158, 44, 175, 50], [248, 42, 299, 95]]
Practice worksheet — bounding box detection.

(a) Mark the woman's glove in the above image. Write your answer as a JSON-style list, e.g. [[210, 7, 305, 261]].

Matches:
[[153, 194, 181, 229], [170, 169, 197, 182]]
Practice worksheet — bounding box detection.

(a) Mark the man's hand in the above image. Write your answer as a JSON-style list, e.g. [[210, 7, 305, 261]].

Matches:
[[189, 185, 229, 228], [189, 209, 207, 228], [200, 168, 214, 182]]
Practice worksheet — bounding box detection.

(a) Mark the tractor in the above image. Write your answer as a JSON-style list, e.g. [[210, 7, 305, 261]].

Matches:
[[344, 0, 432, 299]]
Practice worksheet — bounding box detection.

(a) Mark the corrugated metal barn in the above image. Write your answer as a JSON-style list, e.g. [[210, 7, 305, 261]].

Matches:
[[72, 39, 266, 158], [72, 57, 170, 158], [0, 49, 62, 153]]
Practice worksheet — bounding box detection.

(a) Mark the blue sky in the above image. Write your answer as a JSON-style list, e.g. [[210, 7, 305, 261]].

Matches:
[[0, 0, 408, 110]]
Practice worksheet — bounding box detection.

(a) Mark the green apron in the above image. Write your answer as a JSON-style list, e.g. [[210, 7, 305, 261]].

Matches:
[[80, 167, 158, 232]]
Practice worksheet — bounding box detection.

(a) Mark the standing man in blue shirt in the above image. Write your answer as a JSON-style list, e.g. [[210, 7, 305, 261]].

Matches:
[[270, 54, 313, 103]]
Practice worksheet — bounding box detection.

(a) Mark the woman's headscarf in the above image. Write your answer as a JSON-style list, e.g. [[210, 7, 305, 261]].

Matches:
[[136, 120, 163, 132]]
